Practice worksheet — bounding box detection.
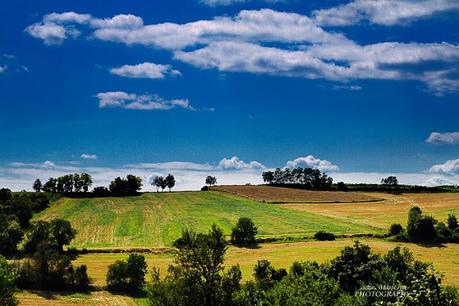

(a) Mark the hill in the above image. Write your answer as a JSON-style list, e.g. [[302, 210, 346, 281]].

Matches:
[[35, 191, 380, 249], [212, 185, 382, 203]]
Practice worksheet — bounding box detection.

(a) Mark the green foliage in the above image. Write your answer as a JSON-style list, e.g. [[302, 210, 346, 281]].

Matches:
[[109, 175, 142, 196], [106, 253, 147, 291], [448, 214, 458, 230], [33, 179, 42, 192], [165, 174, 176, 192], [148, 225, 238, 306], [41, 173, 92, 194], [24, 219, 76, 253], [231, 217, 258, 245], [262, 167, 333, 189], [0, 256, 17, 306], [0, 215, 23, 256], [313, 230, 336, 241], [407, 206, 438, 242], [253, 259, 287, 290], [205, 176, 217, 186], [389, 223, 403, 236]]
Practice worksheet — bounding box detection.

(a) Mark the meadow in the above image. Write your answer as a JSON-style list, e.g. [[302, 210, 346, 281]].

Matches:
[[35, 191, 379, 248]]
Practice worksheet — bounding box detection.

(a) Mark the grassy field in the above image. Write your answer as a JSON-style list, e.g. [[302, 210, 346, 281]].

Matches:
[[283, 192, 459, 228], [212, 185, 382, 203], [17, 290, 145, 306], [35, 191, 379, 248], [73, 239, 459, 287]]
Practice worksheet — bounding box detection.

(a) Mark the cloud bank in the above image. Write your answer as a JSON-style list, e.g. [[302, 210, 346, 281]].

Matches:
[[26, 9, 459, 95]]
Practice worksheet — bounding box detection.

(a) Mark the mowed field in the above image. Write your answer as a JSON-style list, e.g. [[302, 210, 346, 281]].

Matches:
[[73, 239, 459, 287], [283, 192, 459, 228], [212, 185, 382, 203], [35, 191, 378, 248]]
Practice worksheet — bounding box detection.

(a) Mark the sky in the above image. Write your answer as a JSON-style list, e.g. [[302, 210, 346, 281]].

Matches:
[[1, 0, 459, 191]]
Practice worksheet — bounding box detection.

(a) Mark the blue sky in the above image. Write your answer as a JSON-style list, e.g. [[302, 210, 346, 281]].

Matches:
[[1, 0, 459, 190]]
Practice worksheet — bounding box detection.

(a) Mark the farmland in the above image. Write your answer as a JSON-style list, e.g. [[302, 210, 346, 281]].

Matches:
[[212, 185, 382, 203], [35, 191, 379, 248]]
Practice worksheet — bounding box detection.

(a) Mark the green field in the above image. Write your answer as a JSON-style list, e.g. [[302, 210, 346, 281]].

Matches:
[[36, 191, 380, 248]]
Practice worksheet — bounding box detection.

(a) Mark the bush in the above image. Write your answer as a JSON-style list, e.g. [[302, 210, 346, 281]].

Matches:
[[72, 265, 90, 290], [388, 223, 403, 236], [0, 215, 23, 256], [231, 217, 258, 245], [106, 253, 147, 291], [407, 207, 438, 242], [200, 186, 209, 191], [0, 256, 17, 306], [448, 214, 458, 230], [314, 231, 336, 241], [92, 186, 110, 197]]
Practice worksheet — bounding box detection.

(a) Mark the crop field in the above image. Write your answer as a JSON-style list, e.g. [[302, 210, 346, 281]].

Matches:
[[16, 290, 144, 306], [212, 185, 382, 203], [35, 191, 378, 248], [283, 192, 459, 228], [73, 239, 459, 287]]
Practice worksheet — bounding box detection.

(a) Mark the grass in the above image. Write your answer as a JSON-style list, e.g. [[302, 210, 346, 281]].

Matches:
[[35, 191, 379, 248], [212, 185, 382, 203], [73, 239, 459, 287], [283, 192, 459, 228]]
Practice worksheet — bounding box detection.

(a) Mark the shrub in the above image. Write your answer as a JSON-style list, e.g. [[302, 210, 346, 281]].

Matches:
[[0, 215, 23, 256], [0, 256, 17, 306], [72, 265, 90, 290], [92, 186, 110, 197], [388, 223, 403, 236], [448, 214, 458, 230], [336, 182, 348, 191], [231, 217, 258, 245], [200, 186, 209, 191], [314, 231, 336, 241], [106, 253, 147, 291], [406, 207, 438, 242]]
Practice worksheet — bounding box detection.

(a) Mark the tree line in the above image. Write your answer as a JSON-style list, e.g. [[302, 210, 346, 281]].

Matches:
[[33, 173, 93, 194], [262, 167, 333, 189]]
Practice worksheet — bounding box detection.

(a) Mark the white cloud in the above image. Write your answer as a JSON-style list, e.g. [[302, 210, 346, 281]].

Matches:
[[0, 65, 6, 73], [424, 176, 457, 187], [218, 156, 265, 170], [110, 62, 181, 79], [313, 0, 459, 26], [285, 155, 339, 172], [26, 9, 459, 94], [96, 91, 195, 111], [429, 159, 459, 175], [81, 154, 98, 160], [25, 22, 79, 45], [200, 0, 282, 6], [42, 161, 56, 169], [426, 132, 459, 145]]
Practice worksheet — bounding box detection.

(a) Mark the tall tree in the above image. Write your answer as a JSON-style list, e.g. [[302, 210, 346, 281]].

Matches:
[[205, 176, 217, 186], [33, 179, 42, 192], [165, 174, 176, 192], [80, 173, 93, 192], [151, 176, 163, 193]]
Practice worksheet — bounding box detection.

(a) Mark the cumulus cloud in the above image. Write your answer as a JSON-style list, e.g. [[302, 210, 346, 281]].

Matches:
[[110, 62, 181, 79], [429, 159, 459, 175], [285, 155, 339, 172], [96, 91, 195, 111], [313, 0, 459, 26], [218, 156, 265, 170], [42, 161, 56, 169], [26, 9, 459, 94], [81, 154, 98, 160], [426, 132, 459, 145]]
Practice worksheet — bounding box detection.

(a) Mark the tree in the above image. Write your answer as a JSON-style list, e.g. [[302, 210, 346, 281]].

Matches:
[[0, 256, 17, 306], [0, 215, 23, 256], [80, 173, 93, 192], [126, 174, 142, 195], [109, 177, 126, 196], [42, 178, 57, 193], [106, 253, 147, 291], [448, 214, 458, 230], [262, 171, 274, 184], [231, 217, 258, 245], [49, 219, 76, 252], [33, 179, 42, 192], [381, 176, 399, 189], [165, 174, 176, 192], [205, 176, 217, 186]]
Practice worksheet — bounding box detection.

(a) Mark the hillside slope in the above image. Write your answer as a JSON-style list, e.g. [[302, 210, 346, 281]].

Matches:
[[35, 191, 380, 248]]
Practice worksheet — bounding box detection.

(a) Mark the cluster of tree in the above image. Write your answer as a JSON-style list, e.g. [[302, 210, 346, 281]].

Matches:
[[0, 189, 51, 256], [147, 225, 458, 306], [106, 253, 147, 291], [262, 167, 333, 189], [150, 174, 176, 192], [108, 175, 143, 196], [35, 173, 93, 194], [2, 218, 90, 300], [388, 207, 459, 243], [231, 217, 258, 245]]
